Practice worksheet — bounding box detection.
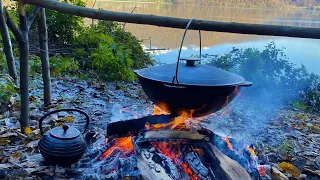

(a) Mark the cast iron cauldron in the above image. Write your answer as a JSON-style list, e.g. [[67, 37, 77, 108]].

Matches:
[[135, 19, 252, 117], [38, 109, 94, 166]]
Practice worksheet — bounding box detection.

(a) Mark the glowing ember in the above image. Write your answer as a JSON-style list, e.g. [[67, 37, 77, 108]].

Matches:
[[99, 137, 134, 160], [182, 162, 199, 180], [257, 166, 266, 176], [151, 142, 182, 162], [221, 136, 233, 150], [247, 145, 257, 160]]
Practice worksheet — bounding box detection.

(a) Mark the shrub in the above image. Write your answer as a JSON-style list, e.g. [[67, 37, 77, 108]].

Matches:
[[205, 42, 320, 112], [0, 74, 16, 104]]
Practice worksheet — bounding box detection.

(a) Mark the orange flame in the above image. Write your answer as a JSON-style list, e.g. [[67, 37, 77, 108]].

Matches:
[[182, 163, 199, 180], [247, 145, 257, 160], [152, 105, 169, 115], [99, 137, 134, 160], [221, 136, 233, 150], [147, 107, 200, 131]]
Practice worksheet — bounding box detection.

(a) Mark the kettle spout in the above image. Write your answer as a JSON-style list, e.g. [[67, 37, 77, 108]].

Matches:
[[85, 130, 96, 145]]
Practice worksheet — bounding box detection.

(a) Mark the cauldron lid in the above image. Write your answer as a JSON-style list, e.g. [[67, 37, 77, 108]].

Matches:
[[134, 63, 245, 86], [50, 125, 80, 139]]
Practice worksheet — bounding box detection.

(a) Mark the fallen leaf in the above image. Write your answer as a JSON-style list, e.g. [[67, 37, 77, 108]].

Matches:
[[57, 122, 64, 126], [63, 116, 74, 122], [0, 132, 17, 138], [11, 152, 21, 159], [29, 96, 36, 102], [41, 169, 55, 176], [278, 162, 301, 178], [24, 127, 33, 135], [0, 163, 13, 169], [0, 137, 10, 144], [304, 168, 320, 177], [25, 166, 47, 174], [26, 139, 39, 149]]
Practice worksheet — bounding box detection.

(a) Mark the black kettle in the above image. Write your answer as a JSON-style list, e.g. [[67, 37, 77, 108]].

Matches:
[[38, 108, 94, 166]]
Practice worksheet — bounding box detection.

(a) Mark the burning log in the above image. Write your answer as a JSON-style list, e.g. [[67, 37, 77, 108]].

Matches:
[[106, 115, 172, 138], [143, 130, 209, 142], [208, 144, 251, 180]]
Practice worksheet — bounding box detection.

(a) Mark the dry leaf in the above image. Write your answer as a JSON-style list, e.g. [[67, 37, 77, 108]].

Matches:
[[304, 168, 320, 177], [24, 127, 33, 135], [0, 137, 10, 144], [278, 162, 301, 178], [25, 166, 47, 174], [57, 122, 64, 126], [0, 132, 17, 138], [26, 139, 40, 149], [11, 152, 21, 159], [63, 116, 74, 122], [29, 96, 36, 102]]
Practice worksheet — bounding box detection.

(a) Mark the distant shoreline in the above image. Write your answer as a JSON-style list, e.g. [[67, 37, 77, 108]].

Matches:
[[93, 0, 320, 10]]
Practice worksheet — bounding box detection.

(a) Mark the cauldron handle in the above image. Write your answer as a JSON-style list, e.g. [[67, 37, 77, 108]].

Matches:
[[172, 18, 202, 84], [39, 108, 91, 135]]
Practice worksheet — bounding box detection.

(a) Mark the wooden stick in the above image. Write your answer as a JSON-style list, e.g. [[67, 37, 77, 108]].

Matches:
[[209, 144, 251, 180], [22, 0, 320, 39]]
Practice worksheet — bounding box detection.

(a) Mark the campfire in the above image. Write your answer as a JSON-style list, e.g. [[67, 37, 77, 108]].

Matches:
[[79, 105, 266, 180]]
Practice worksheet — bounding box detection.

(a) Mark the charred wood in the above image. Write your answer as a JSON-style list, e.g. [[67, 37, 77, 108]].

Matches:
[[106, 115, 172, 138]]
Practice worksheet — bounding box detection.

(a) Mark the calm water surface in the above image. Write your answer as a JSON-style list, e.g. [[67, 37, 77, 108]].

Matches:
[[88, 1, 320, 74]]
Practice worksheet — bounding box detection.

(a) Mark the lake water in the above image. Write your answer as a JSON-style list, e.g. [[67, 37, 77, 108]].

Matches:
[[90, 1, 320, 73]]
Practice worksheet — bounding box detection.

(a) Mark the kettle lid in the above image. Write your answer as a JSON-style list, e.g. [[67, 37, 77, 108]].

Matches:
[[50, 125, 80, 139]]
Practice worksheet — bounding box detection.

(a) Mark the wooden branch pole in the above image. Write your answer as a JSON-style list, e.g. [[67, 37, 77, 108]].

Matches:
[[37, 8, 52, 105], [27, 6, 40, 30], [18, 0, 30, 133], [0, 1, 17, 84], [3, 1, 40, 133], [23, 0, 320, 39]]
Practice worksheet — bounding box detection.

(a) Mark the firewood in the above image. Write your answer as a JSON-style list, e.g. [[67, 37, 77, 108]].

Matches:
[[271, 166, 289, 180], [137, 156, 173, 180], [144, 130, 208, 142], [209, 144, 251, 180]]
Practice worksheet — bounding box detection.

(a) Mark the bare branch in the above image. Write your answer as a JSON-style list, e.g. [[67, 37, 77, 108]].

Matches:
[[3, 7, 23, 42], [22, 0, 320, 39], [27, 6, 40, 30]]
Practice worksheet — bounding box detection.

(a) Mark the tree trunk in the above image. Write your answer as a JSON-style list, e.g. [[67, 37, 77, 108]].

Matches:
[[18, 0, 30, 133], [37, 8, 51, 106], [0, 0, 18, 85], [22, 0, 320, 39]]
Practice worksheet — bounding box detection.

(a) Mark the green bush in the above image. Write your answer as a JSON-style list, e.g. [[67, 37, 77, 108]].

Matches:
[[0, 75, 16, 104], [73, 21, 154, 81], [49, 55, 80, 76], [205, 42, 320, 112]]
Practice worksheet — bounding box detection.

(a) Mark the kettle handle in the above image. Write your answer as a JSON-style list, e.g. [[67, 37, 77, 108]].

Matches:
[[39, 108, 91, 135]]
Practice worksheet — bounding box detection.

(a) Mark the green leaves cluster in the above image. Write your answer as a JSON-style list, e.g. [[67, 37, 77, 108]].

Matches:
[[205, 42, 320, 112], [0, 75, 16, 104], [25, 0, 153, 81], [29, 54, 79, 76], [72, 20, 154, 81]]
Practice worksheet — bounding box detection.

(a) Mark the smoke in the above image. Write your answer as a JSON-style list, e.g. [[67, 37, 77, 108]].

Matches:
[[202, 42, 315, 144]]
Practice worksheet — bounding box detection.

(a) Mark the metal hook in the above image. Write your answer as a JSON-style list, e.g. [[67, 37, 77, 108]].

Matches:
[[172, 18, 202, 84]]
